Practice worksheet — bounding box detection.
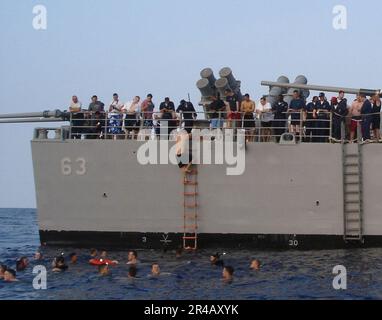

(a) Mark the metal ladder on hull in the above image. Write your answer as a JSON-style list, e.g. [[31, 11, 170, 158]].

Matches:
[[342, 143, 364, 242], [183, 166, 198, 250]]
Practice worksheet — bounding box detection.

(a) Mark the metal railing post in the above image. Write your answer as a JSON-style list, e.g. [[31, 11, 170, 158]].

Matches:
[[104, 112, 108, 139], [329, 112, 333, 142], [69, 112, 72, 139]]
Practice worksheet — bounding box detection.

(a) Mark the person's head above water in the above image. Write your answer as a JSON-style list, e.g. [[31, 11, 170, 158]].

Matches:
[[52, 256, 68, 272], [127, 250, 138, 264], [222, 266, 234, 282], [16, 257, 29, 271], [151, 263, 160, 276], [34, 252, 43, 260], [69, 253, 78, 264], [250, 259, 261, 271], [210, 253, 224, 266], [3, 268, 17, 282], [210, 253, 220, 263], [0, 264, 7, 277], [100, 250, 108, 258], [90, 249, 98, 257]]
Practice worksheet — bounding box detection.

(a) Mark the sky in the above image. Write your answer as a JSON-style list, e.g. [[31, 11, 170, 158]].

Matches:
[[0, 0, 381, 208]]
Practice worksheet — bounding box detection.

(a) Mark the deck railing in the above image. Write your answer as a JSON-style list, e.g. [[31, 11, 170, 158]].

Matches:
[[64, 110, 381, 143]]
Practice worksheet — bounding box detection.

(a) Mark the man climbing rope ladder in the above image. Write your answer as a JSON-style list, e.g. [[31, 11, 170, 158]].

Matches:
[[176, 130, 193, 174]]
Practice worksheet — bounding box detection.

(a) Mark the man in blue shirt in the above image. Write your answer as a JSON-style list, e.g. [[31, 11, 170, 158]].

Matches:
[[304, 96, 318, 142], [360, 93, 373, 141], [272, 94, 288, 142], [314, 92, 331, 143], [288, 90, 305, 141]]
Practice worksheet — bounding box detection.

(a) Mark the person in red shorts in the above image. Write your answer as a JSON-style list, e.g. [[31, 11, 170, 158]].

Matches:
[[224, 89, 241, 129], [349, 95, 363, 142]]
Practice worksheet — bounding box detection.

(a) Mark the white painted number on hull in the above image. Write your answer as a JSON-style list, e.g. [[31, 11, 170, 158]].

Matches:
[[61, 157, 87, 176]]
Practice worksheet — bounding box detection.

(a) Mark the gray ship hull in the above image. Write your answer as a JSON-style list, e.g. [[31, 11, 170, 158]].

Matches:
[[31, 140, 382, 249]]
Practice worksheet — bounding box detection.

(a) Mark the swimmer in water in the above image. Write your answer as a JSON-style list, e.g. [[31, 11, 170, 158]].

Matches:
[[250, 259, 261, 271], [99, 250, 119, 265], [126, 250, 139, 265], [98, 264, 110, 276], [52, 256, 68, 272], [3, 268, 18, 282], [89, 248, 98, 261], [151, 263, 160, 276], [16, 257, 29, 271], [0, 264, 7, 280], [69, 253, 78, 264], [34, 252, 43, 261], [128, 265, 137, 278], [210, 253, 224, 267], [222, 266, 234, 283]]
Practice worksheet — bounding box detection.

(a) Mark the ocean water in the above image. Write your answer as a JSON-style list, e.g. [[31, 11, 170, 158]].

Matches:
[[0, 208, 382, 300]]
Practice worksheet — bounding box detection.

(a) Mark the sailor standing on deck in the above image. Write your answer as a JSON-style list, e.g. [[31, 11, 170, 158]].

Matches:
[[177, 100, 197, 134], [360, 93, 373, 141], [88, 95, 105, 139], [288, 90, 305, 140], [272, 95, 288, 142], [331, 91, 348, 141], [303, 96, 318, 143], [69, 95, 83, 139], [108, 93, 124, 138], [314, 93, 331, 143]]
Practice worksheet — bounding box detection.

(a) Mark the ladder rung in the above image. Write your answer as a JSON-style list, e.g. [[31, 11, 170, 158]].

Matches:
[[346, 218, 361, 223], [184, 225, 198, 229], [184, 246, 197, 251], [345, 191, 360, 195], [345, 200, 361, 204], [346, 228, 361, 232], [184, 181, 198, 185], [345, 182, 360, 185], [345, 163, 359, 167], [345, 210, 361, 214], [183, 236, 197, 240], [184, 204, 198, 209], [345, 236, 362, 241], [345, 154, 358, 158], [344, 173, 359, 176], [186, 170, 198, 175], [184, 192, 198, 196], [184, 215, 198, 220]]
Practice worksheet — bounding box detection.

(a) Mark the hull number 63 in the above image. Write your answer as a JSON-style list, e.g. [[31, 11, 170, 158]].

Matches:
[[61, 157, 87, 176]]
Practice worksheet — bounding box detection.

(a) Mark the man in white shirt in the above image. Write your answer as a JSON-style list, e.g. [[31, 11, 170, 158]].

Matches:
[[69, 95, 83, 139], [256, 96, 273, 142], [108, 93, 124, 138], [122, 96, 141, 139]]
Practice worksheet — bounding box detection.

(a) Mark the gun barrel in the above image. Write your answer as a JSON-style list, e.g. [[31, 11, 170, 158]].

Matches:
[[261, 81, 382, 97], [0, 118, 65, 124], [0, 110, 64, 120]]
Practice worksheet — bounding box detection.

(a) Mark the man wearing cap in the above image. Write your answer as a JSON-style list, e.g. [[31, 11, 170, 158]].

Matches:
[[314, 93, 331, 143], [177, 100, 197, 134], [159, 97, 176, 138], [224, 89, 241, 129], [331, 91, 348, 141], [272, 94, 288, 142], [304, 96, 318, 142]]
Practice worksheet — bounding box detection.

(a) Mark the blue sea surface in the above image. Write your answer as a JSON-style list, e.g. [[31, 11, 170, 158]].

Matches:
[[0, 208, 381, 300]]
